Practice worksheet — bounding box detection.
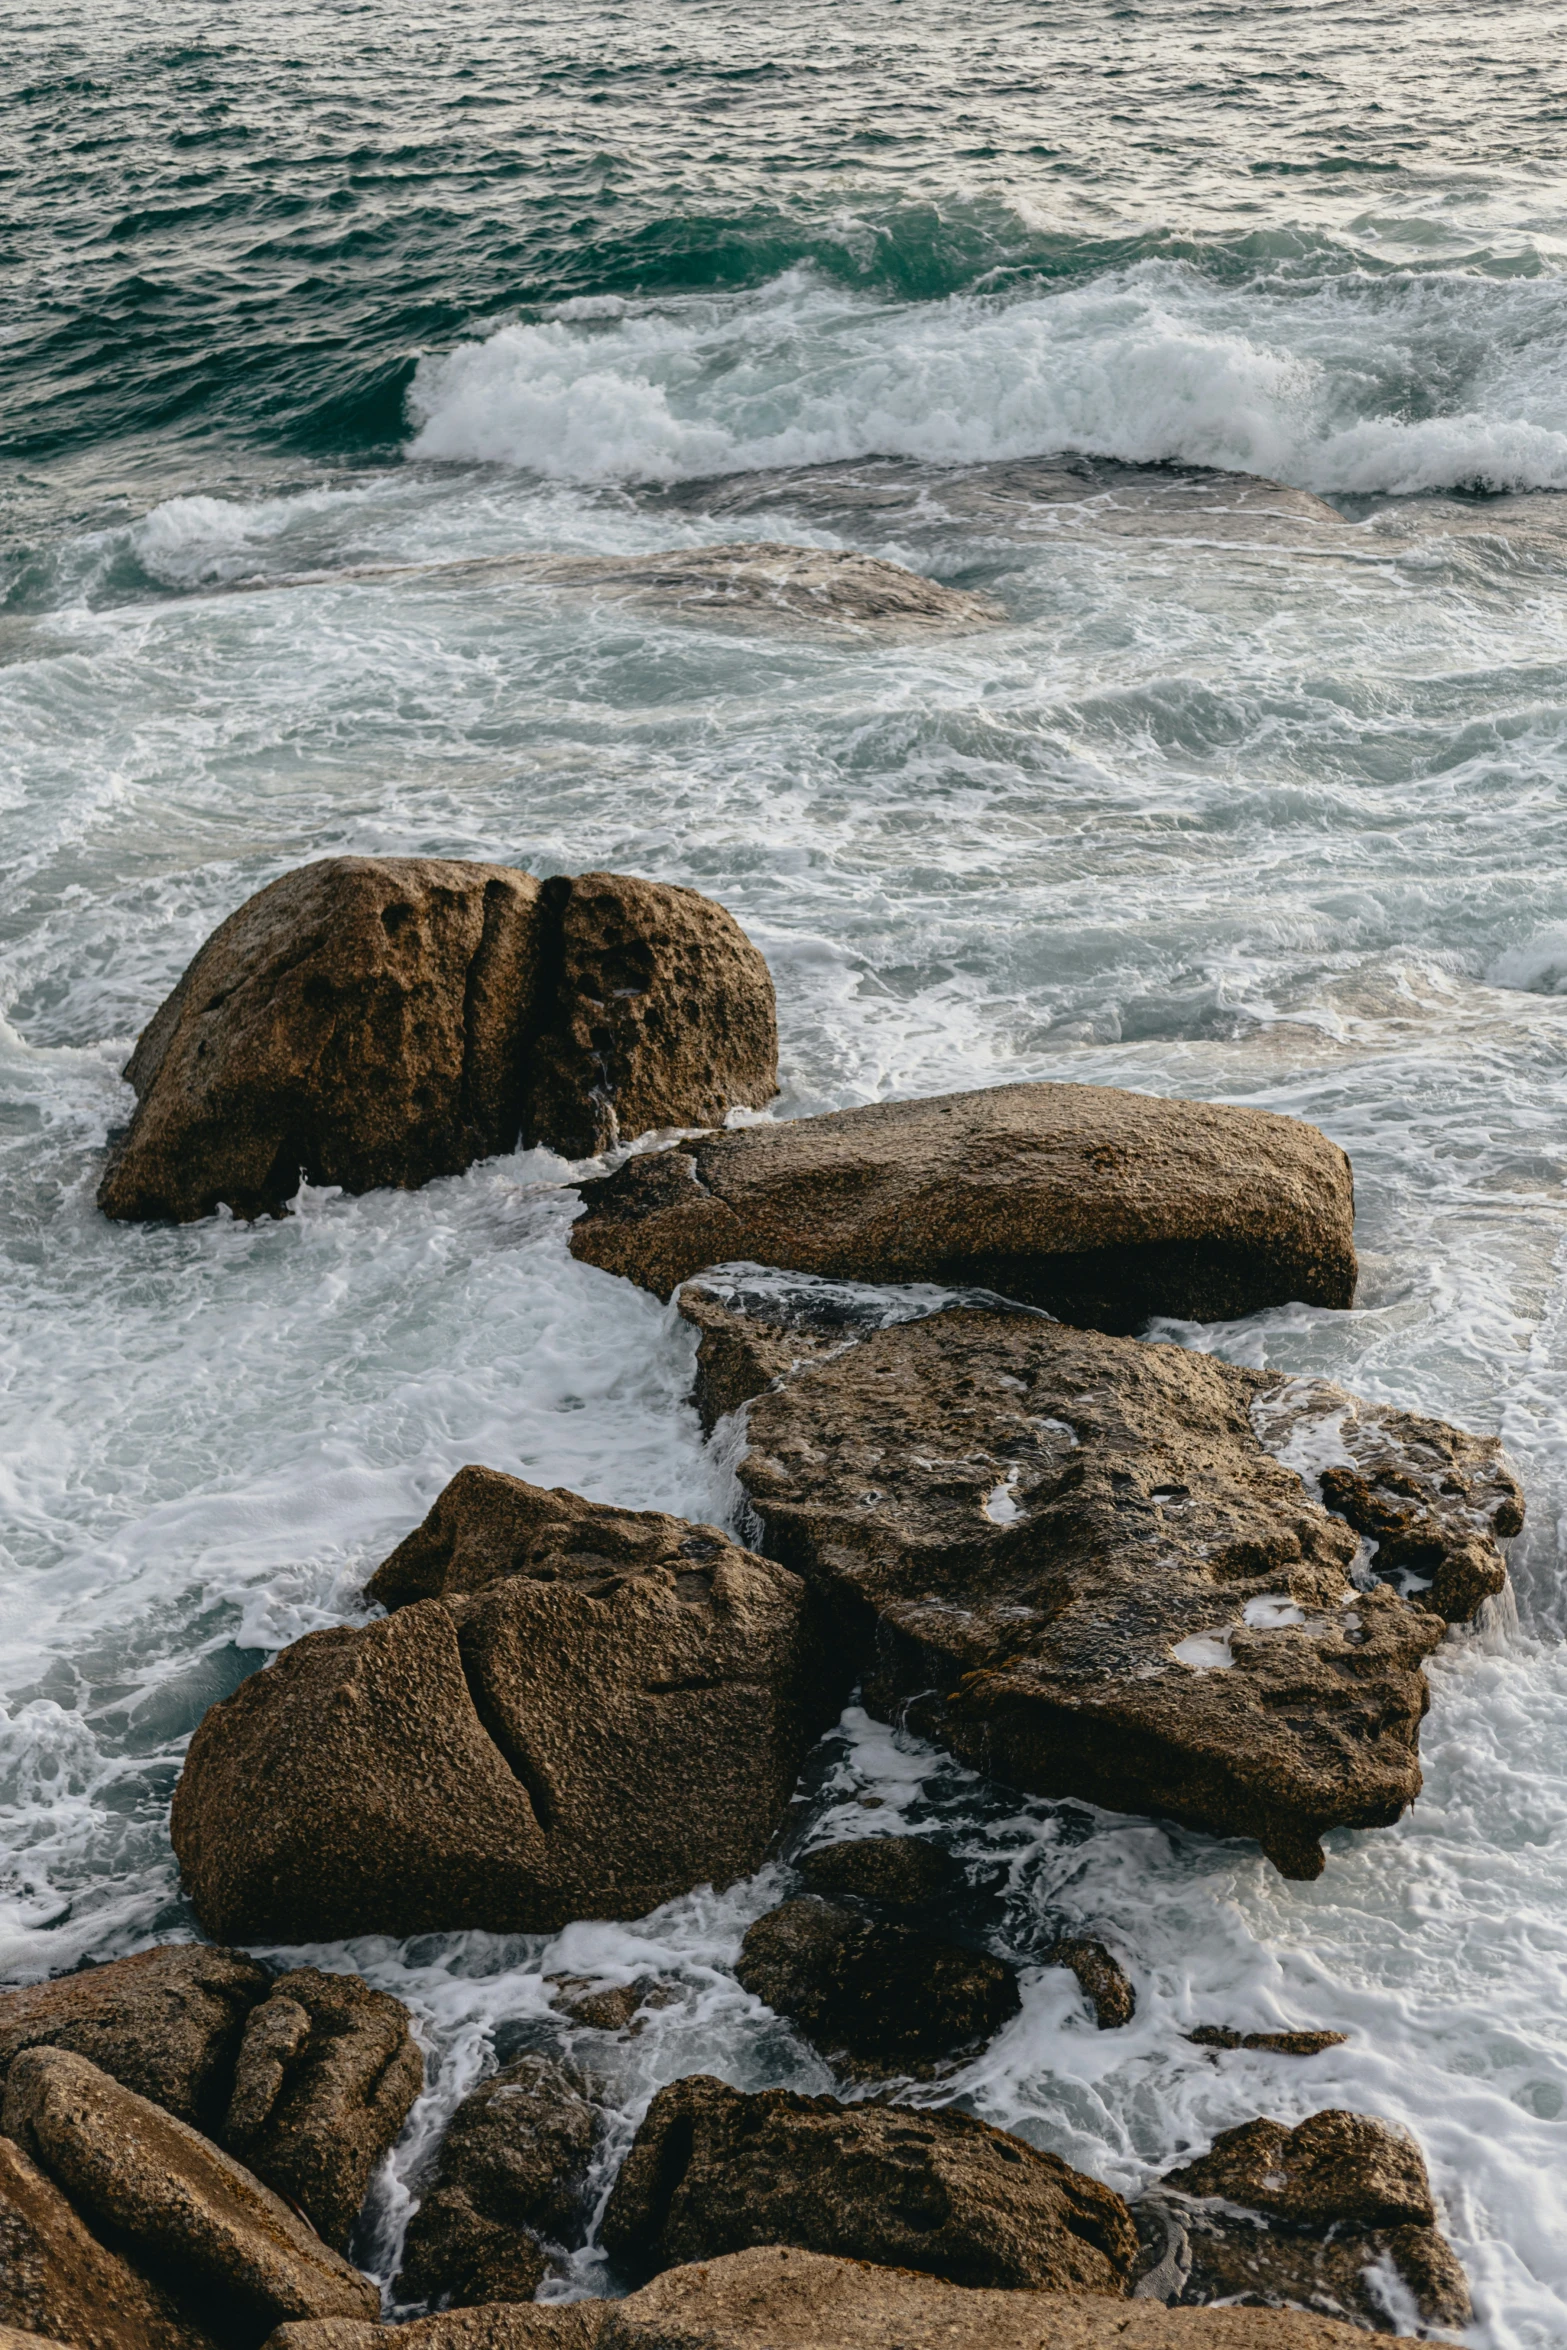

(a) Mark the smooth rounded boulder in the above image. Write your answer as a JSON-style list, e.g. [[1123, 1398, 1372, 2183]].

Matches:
[[569, 1080, 1357, 1331]]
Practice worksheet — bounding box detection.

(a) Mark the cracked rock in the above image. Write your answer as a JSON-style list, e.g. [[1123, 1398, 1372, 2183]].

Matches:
[[0, 1944, 267, 2133]]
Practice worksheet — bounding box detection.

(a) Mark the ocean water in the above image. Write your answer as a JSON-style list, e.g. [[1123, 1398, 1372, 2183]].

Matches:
[[4, 0, 1567, 2339]]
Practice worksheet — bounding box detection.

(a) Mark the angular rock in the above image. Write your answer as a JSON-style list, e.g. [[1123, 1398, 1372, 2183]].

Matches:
[[1136, 2109, 1470, 2332], [2, 2050, 378, 2338], [223, 1968, 423, 2252], [599, 2072, 1138, 2293], [796, 1833, 962, 1910], [0, 1943, 267, 2131], [395, 2054, 595, 2308], [547, 1976, 676, 2032], [687, 1284, 1515, 1876], [0, 2133, 217, 2350], [173, 1488, 832, 1940], [736, 1895, 1020, 2074], [99, 858, 776, 1224], [1186, 2027, 1346, 2056], [1047, 1940, 1136, 2031], [570, 1082, 1357, 1332]]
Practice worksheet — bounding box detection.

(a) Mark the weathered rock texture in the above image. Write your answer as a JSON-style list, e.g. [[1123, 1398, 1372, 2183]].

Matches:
[[172, 1483, 832, 1940], [796, 1833, 961, 1910], [1186, 2027, 1346, 2057], [547, 1977, 676, 2032], [682, 1285, 1518, 1876], [263, 2244, 1420, 2348], [0, 2132, 216, 2350], [99, 859, 775, 1222], [222, 1968, 423, 2251], [570, 1082, 1357, 1332], [0, 1943, 267, 2131], [395, 2054, 595, 2308], [1, 2050, 378, 2342], [1047, 1940, 1136, 2031], [1138, 2110, 1469, 2332], [599, 2073, 1138, 2293], [736, 1895, 1019, 2075]]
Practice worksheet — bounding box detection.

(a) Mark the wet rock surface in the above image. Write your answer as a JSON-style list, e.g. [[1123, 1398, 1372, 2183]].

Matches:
[[1046, 1939, 1137, 2030], [395, 2054, 595, 2309], [1136, 2110, 1470, 2332], [0, 1943, 267, 2131], [569, 1081, 1357, 1331], [736, 1894, 1019, 2074], [1, 2049, 378, 2341], [173, 1483, 833, 1940], [599, 2072, 1139, 2293], [546, 1977, 676, 2032], [99, 858, 775, 1222], [682, 1283, 1516, 1876], [222, 1968, 423, 2252], [1185, 2027, 1347, 2056], [795, 1832, 962, 1909]]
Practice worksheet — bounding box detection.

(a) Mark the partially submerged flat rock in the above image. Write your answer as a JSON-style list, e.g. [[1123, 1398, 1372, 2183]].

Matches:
[[681, 1283, 1516, 1875], [499, 542, 1005, 635], [600, 2073, 1138, 2293], [736, 1894, 1020, 2074], [795, 1832, 962, 1909], [571, 1082, 1357, 1332], [99, 858, 775, 1222], [222, 1968, 423, 2252], [0, 2133, 216, 2350], [1, 2050, 378, 2339], [395, 2054, 595, 2308], [172, 1483, 832, 1940], [1186, 2027, 1346, 2056], [0, 1943, 267, 2131], [1047, 1939, 1137, 2031]]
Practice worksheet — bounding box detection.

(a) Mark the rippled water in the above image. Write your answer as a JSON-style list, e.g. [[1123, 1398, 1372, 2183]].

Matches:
[[4, 2, 1567, 2342]]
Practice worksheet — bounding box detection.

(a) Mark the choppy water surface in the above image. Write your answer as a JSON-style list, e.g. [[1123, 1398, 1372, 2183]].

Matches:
[[4, 1, 1567, 2341]]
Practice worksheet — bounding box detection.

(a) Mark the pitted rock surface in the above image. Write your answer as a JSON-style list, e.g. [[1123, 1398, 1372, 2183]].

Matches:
[[395, 2054, 595, 2308], [0, 2133, 217, 2350], [682, 1286, 1516, 1876], [570, 1081, 1357, 1331], [737, 1894, 1019, 2074], [0, 1944, 267, 2131], [1047, 1940, 1137, 2030], [795, 1833, 962, 1910]]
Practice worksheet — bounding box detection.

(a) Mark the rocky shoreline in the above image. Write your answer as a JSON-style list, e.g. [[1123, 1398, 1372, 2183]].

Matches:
[[3, 856, 1520, 2346]]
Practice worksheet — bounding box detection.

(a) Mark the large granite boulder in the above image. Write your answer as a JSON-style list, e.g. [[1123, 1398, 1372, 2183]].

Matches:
[[736, 1895, 1020, 2075], [1, 2050, 378, 2342], [395, 2054, 596, 2308], [680, 1284, 1519, 1876], [599, 2073, 1138, 2293], [0, 2132, 217, 2350], [222, 1968, 423, 2252], [569, 1082, 1357, 1331], [172, 1484, 833, 1940], [1136, 2110, 1470, 2331], [0, 1943, 267, 2131], [98, 859, 776, 1223]]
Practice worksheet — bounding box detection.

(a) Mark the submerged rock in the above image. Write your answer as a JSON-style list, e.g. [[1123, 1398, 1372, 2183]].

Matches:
[[172, 1482, 833, 1941], [395, 2054, 596, 2309], [222, 1969, 423, 2253], [1046, 1940, 1137, 2031], [1186, 2027, 1347, 2056], [600, 2072, 1138, 2293], [736, 1894, 1020, 2074], [680, 1284, 1517, 1876], [795, 1832, 961, 1909], [1, 2049, 378, 2341], [1137, 2110, 1469, 2332], [570, 1081, 1357, 1332], [98, 858, 776, 1222], [0, 1943, 267, 2132]]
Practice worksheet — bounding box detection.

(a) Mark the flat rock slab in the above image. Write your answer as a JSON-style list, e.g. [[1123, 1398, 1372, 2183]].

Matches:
[[0, 1943, 267, 2132], [172, 1480, 834, 1941], [99, 860, 776, 1221], [571, 1082, 1357, 1333], [600, 2073, 1138, 2294], [682, 1282, 1518, 1876]]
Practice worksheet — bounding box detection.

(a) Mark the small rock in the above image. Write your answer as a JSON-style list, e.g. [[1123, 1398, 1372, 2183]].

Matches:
[[0, 2133, 217, 2350], [1185, 2028, 1347, 2056], [222, 1968, 424, 2252], [795, 1835, 961, 1910], [0, 1944, 267, 2131], [395, 2054, 595, 2308], [1, 2049, 378, 2336], [736, 1895, 1020, 2074], [600, 2072, 1138, 2292], [1166, 2111, 1433, 2230], [547, 1977, 676, 2032], [1047, 1941, 1136, 2031]]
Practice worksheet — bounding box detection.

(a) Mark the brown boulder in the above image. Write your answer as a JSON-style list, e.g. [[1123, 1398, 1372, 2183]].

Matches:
[[570, 1082, 1357, 1332], [172, 1486, 832, 1941], [1164, 2110, 1433, 2231], [99, 859, 776, 1224], [736, 1896, 1020, 2075], [2, 2050, 378, 2339], [222, 1968, 423, 2251], [795, 1833, 961, 1910], [395, 2054, 595, 2307], [0, 2133, 216, 2350], [599, 2073, 1138, 2293], [0, 1943, 267, 2130], [1046, 1940, 1136, 2031], [688, 1283, 1513, 1876], [264, 2307, 600, 2350]]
